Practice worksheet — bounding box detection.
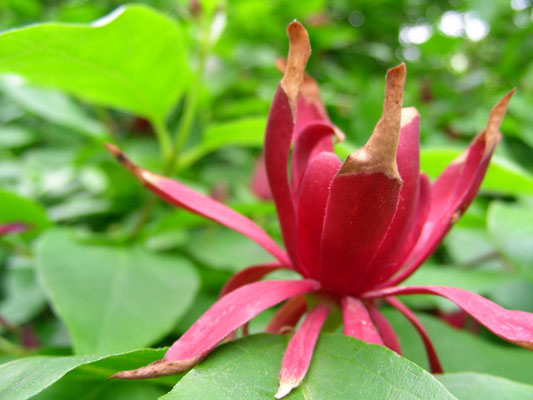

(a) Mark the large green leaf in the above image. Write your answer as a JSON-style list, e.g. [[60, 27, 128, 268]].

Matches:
[[0, 190, 50, 237], [420, 149, 533, 195], [37, 229, 199, 354], [0, 5, 188, 122], [0, 348, 170, 400], [487, 201, 533, 281], [438, 373, 533, 400], [162, 333, 455, 400], [385, 311, 533, 385]]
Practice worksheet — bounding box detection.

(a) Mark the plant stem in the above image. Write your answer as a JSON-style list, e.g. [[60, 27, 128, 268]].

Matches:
[[152, 118, 173, 165]]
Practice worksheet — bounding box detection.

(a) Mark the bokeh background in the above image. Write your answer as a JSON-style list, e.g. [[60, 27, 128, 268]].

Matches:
[[1, 0, 533, 398]]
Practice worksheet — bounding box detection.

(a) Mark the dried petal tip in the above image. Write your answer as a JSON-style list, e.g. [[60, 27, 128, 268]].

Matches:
[[275, 381, 298, 399], [105, 142, 159, 184], [483, 89, 516, 153], [109, 359, 196, 380], [339, 63, 406, 179], [281, 20, 311, 116]]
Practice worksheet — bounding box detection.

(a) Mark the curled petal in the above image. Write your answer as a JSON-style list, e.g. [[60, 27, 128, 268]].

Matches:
[[384, 90, 515, 286], [276, 305, 329, 399], [341, 297, 383, 345], [219, 262, 285, 298], [296, 152, 341, 278], [319, 64, 406, 294], [266, 295, 308, 334], [363, 285, 533, 351], [106, 144, 290, 266], [111, 279, 319, 379], [385, 297, 442, 373]]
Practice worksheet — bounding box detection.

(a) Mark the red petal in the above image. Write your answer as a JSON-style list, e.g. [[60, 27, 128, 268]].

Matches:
[[384, 90, 515, 286], [363, 285, 533, 351], [265, 295, 308, 334], [341, 297, 383, 345], [264, 22, 311, 271], [291, 122, 335, 194], [111, 279, 319, 379], [250, 156, 272, 200], [367, 305, 402, 354], [296, 152, 341, 278], [319, 64, 406, 295], [357, 108, 421, 291], [385, 297, 443, 373], [276, 305, 329, 399], [105, 144, 290, 266], [219, 262, 286, 298]]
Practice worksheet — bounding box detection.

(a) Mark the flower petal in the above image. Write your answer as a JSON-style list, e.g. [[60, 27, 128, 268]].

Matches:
[[219, 262, 286, 298], [296, 151, 341, 278], [250, 155, 272, 200], [291, 122, 335, 194], [319, 64, 406, 295], [266, 295, 308, 334], [367, 305, 402, 354], [0, 223, 27, 235], [385, 297, 443, 373], [341, 297, 383, 345], [264, 21, 311, 271], [105, 144, 290, 266], [276, 304, 329, 399], [363, 285, 533, 351], [384, 90, 515, 286], [111, 279, 319, 379]]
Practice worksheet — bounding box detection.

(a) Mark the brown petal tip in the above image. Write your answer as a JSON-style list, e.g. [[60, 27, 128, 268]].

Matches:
[[281, 20, 311, 116], [109, 358, 198, 380], [339, 63, 406, 179], [483, 88, 515, 152], [105, 143, 160, 184]]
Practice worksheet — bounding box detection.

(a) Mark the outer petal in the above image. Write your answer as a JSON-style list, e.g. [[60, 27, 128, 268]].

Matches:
[[384, 90, 515, 287], [276, 305, 329, 399], [296, 152, 342, 278], [363, 285, 533, 351], [367, 305, 402, 354], [385, 297, 442, 373], [341, 297, 383, 345], [291, 122, 335, 194], [106, 144, 290, 266], [265, 295, 308, 334], [111, 279, 320, 379], [320, 64, 406, 294], [356, 108, 421, 291], [264, 22, 311, 271], [219, 262, 286, 298]]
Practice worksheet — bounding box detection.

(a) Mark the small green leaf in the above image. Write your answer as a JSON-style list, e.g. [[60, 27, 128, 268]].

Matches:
[[37, 229, 200, 354], [488, 201, 533, 282], [438, 373, 533, 400], [162, 333, 456, 399], [0, 5, 189, 122], [0, 348, 168, 400], [0, 190, 50, 237], [420, 149, 533, 196]]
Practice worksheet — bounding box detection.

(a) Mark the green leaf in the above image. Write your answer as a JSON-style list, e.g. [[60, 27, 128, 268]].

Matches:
[[0, 78, 108, 140], [0, 190, 50, 237], [0, 5, 188, 122], [420, 149, 533, 196], [385, 312, 533, 385], [37, 229, 200, 354], [438, 373, 533, 400], [487, 201, 533, 281], [162, 333, 456, 400], [180, 117, 266, 168], [0, 347, 169, 400]]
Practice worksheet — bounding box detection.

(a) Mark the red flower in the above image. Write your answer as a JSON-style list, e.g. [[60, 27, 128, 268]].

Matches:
[[107, 21, 532, 398], [0, 223, 27, 236]]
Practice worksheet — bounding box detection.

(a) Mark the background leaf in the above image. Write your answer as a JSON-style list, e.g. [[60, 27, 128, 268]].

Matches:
[[438, 373, 533, 400], [37, 229, 200, 353]]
